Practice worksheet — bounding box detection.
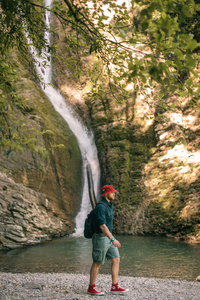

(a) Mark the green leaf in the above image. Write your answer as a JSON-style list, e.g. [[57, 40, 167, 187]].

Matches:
[[185, 57, 197, 68], [119, 29, 126, 38], [186, 79, 193, 87], [187, 40, 198, 50]]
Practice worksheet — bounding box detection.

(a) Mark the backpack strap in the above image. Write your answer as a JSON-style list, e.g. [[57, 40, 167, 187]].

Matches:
[[96, 201, 108, 216]]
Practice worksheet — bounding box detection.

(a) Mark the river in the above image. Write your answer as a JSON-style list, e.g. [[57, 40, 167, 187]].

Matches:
[[0, 235, 200, 281]]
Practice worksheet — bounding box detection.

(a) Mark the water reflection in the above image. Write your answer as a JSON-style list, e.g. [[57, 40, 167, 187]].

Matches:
[[0, 236, 200, 281]]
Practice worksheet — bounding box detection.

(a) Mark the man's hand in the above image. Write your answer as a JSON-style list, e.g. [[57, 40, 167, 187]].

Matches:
[[112, 239, 121, 248], [99, 224, 121, 248]]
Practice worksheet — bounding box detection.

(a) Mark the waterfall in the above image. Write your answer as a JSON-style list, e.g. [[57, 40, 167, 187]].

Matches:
[[29, 0, 101, 235]]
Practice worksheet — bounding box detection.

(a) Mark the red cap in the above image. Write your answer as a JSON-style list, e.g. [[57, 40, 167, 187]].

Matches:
[[101, 185, 116, 196]]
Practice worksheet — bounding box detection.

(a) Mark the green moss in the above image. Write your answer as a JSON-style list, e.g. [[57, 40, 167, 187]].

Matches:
[[108, 125, 128, 141], [130, 161, 144, 170], [91, 115, 108, 127], [131, 143, 146, 155], [1, 47, 83, 218]]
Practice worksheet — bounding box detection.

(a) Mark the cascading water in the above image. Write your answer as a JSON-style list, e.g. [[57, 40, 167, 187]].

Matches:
[[29, 0, 100, 235]]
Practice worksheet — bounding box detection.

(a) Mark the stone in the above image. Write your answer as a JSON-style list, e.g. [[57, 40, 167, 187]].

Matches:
[[5, 232, 27, 243], [196, 276, 200, 282], [22, 282, 43, 290], [0, 173, 75, 250], [11, 211, 24, 219], [39, 198, 49, 209]]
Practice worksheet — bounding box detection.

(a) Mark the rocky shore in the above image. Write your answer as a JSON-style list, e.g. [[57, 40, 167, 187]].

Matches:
[[0, 273, 199, 300]]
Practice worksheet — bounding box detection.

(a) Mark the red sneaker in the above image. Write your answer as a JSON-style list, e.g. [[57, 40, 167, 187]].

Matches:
[[111, 283, 129, 294], [87, 284, 104, 296]]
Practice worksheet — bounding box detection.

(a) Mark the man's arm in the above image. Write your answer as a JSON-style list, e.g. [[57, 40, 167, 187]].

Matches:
[[100, 224, 121, 248]]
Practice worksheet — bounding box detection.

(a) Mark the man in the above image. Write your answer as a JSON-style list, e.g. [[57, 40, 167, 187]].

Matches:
[[87, 185, 129, 295]]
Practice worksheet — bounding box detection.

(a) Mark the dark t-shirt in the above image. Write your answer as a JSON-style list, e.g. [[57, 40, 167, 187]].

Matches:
[[93, 198, 114, 234]]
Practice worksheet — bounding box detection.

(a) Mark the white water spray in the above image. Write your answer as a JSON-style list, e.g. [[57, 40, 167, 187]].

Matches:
[[29, 0, 100, 235]]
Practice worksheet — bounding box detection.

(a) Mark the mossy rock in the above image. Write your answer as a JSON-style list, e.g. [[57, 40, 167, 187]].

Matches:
[[1, 48, 83, 225]]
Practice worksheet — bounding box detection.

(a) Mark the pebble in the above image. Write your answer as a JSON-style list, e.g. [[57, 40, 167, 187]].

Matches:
[[0, 272, 199, 300]]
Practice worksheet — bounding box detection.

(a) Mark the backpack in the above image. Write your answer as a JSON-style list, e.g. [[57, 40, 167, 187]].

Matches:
[[84, 202, 108, 239]]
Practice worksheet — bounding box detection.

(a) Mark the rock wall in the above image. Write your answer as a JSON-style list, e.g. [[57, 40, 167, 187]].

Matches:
[[0, 47, 83, 249], [90, 94, 200, 243], [1, 11, 199, 249], [143, 98, 200, 243], [0, 173, 72, 249], [52, 18, 200, 243]]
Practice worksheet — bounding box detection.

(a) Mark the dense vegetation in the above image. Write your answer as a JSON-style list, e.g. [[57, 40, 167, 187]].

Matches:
[[0, 0, 200, 154]]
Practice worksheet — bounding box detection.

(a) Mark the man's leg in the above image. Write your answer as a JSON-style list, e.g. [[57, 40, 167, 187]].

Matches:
[[110, 257, 129, 293], [90, 262, 101, 286], [111, 257, 120, 285], [88, 262, 104, 295], [88, 234, 107, 295]]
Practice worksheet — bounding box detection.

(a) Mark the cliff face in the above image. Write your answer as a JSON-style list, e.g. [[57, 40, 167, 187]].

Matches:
[[1, 13, 199, 250], [0, 173, 73, 249], [0, 48, 82, 250], [90, 96, 200, 243], [52, 18, 200, 244], [86, 90, 200, 244]]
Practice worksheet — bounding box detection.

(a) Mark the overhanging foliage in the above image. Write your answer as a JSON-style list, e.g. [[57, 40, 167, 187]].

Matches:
[[0, 0, 200, 153]]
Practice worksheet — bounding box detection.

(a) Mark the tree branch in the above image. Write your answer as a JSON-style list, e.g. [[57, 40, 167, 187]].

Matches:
[[27, 0, 163, 60]]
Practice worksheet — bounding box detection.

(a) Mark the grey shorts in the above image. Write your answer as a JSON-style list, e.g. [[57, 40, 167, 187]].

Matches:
[[92, 233, 120, 265]]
